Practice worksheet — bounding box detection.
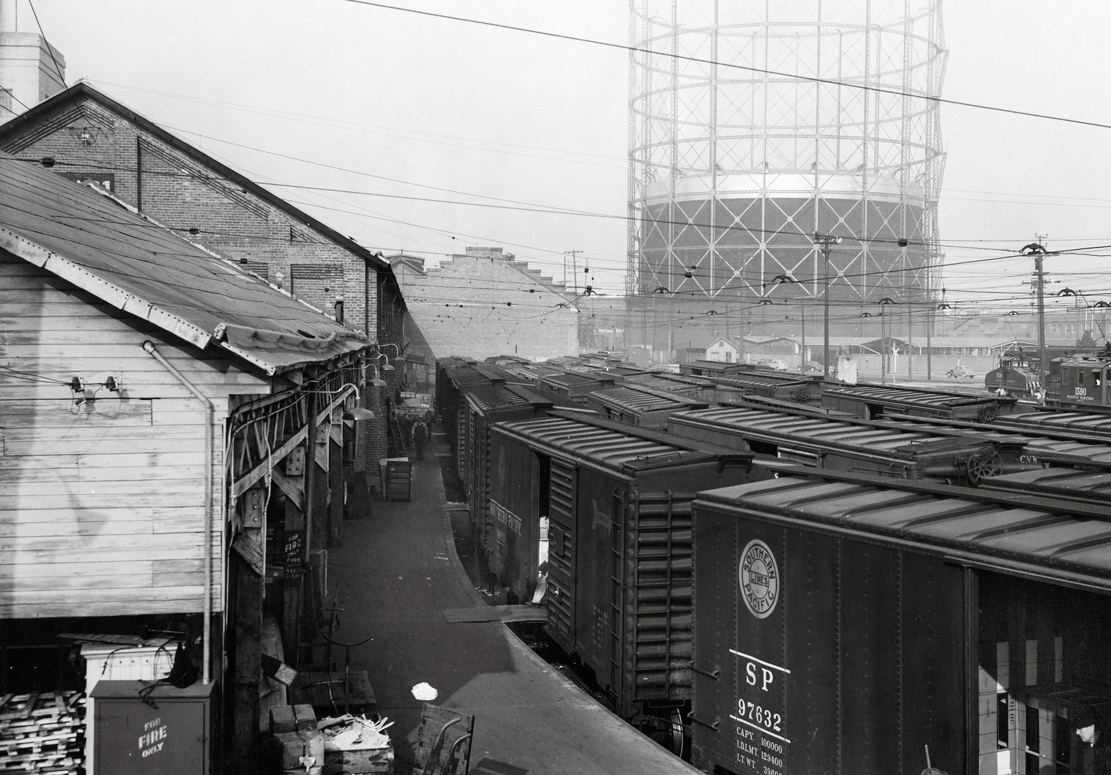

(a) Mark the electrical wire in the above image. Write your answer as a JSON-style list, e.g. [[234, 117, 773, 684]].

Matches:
[[28, 0, 65, 87], [344, 1, 1111, 132]]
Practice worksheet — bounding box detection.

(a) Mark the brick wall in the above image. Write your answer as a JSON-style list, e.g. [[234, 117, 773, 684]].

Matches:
[[392, 248, 578, 362]]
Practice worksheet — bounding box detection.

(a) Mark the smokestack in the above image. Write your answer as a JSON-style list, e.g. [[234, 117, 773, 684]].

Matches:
[[0, 0, 16, 34]]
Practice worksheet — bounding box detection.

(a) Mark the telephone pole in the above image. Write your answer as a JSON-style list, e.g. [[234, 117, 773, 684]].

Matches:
[[813, 233, 842, 378], [1022, 239, 1049, 382], [564, 250, 581, 295]]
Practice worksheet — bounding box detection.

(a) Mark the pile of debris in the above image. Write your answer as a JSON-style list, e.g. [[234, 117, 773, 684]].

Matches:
[[272, 704, 393, 775]]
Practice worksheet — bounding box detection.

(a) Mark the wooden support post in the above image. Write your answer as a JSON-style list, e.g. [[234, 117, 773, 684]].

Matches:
[[281, 469, 305, 662], [329, 433, 345, 547], [230, 548, 263, 773]]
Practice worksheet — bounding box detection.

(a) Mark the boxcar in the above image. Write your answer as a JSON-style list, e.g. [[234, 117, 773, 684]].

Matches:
[[457, 382, 556, 551], [486, 412, 773, 724], [667, 406, 1032, 485], [710, 372, 822, 403], [623, 371, 719, 402], [537, 369, 618, 403], [822, 382, 1015, 422], [584, 384, 709, 429], [690, 472, 1111, 775]]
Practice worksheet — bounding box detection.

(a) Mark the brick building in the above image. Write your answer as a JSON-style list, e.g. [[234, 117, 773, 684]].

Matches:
[[390, 247, 578, 363], [0, 82, 408, 472]]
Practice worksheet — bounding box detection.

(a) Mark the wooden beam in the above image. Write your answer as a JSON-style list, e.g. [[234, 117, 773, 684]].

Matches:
[[231, 426, 306, 498], [269, 467, 303, 511]]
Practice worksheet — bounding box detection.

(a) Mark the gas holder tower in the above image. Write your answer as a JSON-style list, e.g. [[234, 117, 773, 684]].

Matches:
[[626, 0, 947, 360]]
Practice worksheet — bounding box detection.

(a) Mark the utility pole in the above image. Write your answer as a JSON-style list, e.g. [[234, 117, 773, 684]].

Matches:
[[813, 233, 842, 378], [564, 250, 581, 296], [1022, 239, 1049, 382]]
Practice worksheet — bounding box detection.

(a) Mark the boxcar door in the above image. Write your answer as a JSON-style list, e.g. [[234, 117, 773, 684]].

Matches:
[[543, 456, 577, 653]]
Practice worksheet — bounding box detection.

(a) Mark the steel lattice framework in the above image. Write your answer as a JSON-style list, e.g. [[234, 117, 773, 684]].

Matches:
[[627, 0, 947, 306]]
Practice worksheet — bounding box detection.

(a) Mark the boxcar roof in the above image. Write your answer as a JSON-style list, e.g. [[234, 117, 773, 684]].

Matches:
[[464, 382, 552, 412], [998, 411, 1111, 436], [824, 383, 1005, 409], [979, 467, 1111, 500], [493, 415, 738, 473], [588, 385, 707, 413], [697, 474, 1111, 589], [670, 406, 995, 458], [0, 153, 366, 375]]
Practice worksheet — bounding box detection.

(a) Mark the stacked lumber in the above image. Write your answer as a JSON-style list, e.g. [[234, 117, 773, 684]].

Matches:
[[0, 691, 85, 775]]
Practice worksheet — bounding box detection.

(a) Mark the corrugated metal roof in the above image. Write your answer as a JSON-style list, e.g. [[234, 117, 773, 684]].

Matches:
[[697, 476, 1111, 584], [670, 406, 989, 459], [493, 415, 715, 472], [0, 153, 367, 374]]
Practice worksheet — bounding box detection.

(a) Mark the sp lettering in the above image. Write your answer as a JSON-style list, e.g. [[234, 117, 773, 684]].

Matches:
[[746, 661, 776, 692]]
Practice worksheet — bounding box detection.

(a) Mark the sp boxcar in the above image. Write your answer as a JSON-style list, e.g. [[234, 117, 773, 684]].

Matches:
[[690, 473, 1111, 775], [486, 412, 774, 724]]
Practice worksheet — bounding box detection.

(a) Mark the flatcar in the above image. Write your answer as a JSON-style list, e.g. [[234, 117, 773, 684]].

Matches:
[[690, 471, 1111, 775], [667, 405, 1032, 485], [485, 411, 780, 732]]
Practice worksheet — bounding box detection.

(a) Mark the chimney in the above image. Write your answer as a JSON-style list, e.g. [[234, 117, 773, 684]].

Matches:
[[0, 0, 66, 122], [0, 0, 16, 33]]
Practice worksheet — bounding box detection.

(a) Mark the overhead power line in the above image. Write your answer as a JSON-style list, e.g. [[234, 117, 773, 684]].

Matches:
[[346, 0, 1111, 132]]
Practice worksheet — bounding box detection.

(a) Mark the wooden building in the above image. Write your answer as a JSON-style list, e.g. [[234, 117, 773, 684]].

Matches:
[[0, 152, 375, 770], [0, 81, 409, 473]]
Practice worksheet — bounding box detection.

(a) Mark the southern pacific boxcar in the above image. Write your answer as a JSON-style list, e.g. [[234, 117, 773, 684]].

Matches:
[[584, 384, 709, 429], [822, 382, 1014, 422], [690, 472, 1111, 775], [485, 412, 774, 727], [667, 405, 1031, 485]]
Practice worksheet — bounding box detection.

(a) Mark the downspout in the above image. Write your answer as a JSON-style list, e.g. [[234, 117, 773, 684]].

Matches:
[[143, 341, 214, 685]]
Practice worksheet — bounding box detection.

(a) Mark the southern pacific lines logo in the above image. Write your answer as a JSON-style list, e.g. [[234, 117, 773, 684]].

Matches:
[[739, 540, 779, 619]]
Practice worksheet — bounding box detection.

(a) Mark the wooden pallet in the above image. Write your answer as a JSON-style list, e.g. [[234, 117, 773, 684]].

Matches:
[[0, 691, 84, 775]]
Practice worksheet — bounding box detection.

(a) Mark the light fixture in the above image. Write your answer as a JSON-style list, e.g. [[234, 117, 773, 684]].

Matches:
[[367, 365, 387, 387], [372, 352, 394, 372], [338, 383, 375, 422]]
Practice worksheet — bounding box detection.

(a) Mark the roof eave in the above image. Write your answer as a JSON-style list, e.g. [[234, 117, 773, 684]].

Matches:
[[0, 226, 212, 349]]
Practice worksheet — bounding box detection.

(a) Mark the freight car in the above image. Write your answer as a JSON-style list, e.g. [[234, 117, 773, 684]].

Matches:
[[485, 411, 780, 732], [822, 381, 1015, 421], [709, 371, 822, 403], [690, 472, 1111, 775], [584, 384, 709, 429], [622, 371, 719, 402], [667, 405, 1032, 485], [537, 369, 618, 403], [455, 381, 557, 552]]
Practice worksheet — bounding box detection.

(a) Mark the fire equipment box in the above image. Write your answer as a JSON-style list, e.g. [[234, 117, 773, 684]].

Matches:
[[90, 680, 217, 775]]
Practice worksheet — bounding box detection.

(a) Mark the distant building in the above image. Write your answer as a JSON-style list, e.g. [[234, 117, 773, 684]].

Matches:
[[390, 247, 579, 362], [0, 0, 66, 121]]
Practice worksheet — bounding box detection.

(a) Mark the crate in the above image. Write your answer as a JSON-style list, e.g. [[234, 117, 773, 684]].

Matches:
[[379, 458, 412, 501]]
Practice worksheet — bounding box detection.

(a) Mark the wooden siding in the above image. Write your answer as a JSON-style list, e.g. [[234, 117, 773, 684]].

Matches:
[[1, 252, 267, 618]]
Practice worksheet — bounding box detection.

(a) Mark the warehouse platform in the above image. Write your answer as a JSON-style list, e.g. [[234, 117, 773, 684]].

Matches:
[[326, 430, 699, 775]]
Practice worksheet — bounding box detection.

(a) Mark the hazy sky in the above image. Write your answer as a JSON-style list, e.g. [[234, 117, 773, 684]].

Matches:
[[18, 0, 1111, 310]]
